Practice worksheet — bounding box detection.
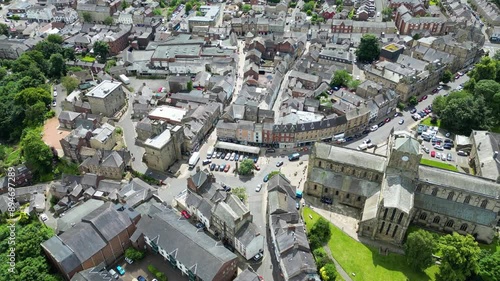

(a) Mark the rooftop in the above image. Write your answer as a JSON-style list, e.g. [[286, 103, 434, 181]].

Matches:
[[85, 80, 122, 99], [148, 105, 187, 123], [143, 128, 172, 150]]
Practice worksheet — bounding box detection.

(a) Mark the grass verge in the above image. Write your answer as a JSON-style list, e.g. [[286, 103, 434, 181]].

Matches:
[[420, 158, 458, 172], [303, 207, 438, 281], [420, 118, 441, 127]]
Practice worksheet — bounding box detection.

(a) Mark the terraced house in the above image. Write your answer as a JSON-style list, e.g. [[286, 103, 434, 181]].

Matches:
[[305, 130, 500, 244]]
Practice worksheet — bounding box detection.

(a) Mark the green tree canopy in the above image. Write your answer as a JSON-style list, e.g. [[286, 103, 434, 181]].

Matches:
[[439, 94, 492, 135], [61, 76, 80, 93], [320, 263, 337, 281], [0, 23, 9, 36], [14, 87, 51, 107], [404, 229, 437, 270], [82, 12, 92, 23], [187, 80, 193, 91], [330, 70, 351, 87], [436, 233, 481, 281], [93, 41, 110, 64], [477, 250, 500, 281], [302, 1, 314, 12], [20, 128, 54, 175], [238, 159, 254, 175], [441, 69, 453, 84], [242, 4, 252, 13], [309, 217, 331, 247], [470, 56, 497, 81], [355, 34, 380, 63], [46, 34, 63, 44], [49, 53, 66, 79], [232, 187, 247, 203], [153, 8, 162, 16], [185, 2, 192, 13], [313, 248, 332, 270], [104, 16, 114, 25]]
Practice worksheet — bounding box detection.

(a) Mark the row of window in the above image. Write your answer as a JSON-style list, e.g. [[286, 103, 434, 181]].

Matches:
[[382, 208, 405, 224], [418, 213, 469, 231], [316, 161, 381, 181], [314, 185, 363, 201], [422, 186, 490, 209], [379, 222, 399, 238]]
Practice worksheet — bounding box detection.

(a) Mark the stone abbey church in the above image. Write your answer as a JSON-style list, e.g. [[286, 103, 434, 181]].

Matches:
[[305, 130, 500, 244]]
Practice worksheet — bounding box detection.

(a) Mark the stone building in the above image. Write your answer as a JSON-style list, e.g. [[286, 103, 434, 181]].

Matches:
[[85, 80, 126, 117], [142, 126, 183, 172], [305, 130, 500, 244]]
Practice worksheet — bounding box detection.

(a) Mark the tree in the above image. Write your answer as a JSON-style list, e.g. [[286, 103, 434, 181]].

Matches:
[[25, 101, 48, 127], [302, 1, 314, 12], [493, 50, 500, 60], [93, 41, 110, 64], [238, 159, 254, 175], [347, 79, 361, 90], [330, 70, 351, 87], [14, 87, 51, 108], [477, 250, 500, 281], [121, 0, 130, 9], [436, 233, 481, 281], [20, 128, 54, 175], [82, 11, 92, 23], [0, 23, 9, 36], [381, 7, 393, 21], [310, 217, 331, 245], [185, 2, 192, 13], [432, 95, 447, 115], [242, 4, 252, 13], [470, 56, 497, 81], [355, 34, 380, 63], [474, 79, 500, 120], [153, 8, 162, 16], [103, 16, 114, 25], [46, 34, 63, 44], [61, 76, 80, 93], [232, 187, 247, 203], [187, 80, 193, 91], [313, 248, 332, 270], [125, 248, 145, 261], [320, 263, 337, 281], [404, 229, 436, 270], [439, 95, 493, 135], [49, 53, 66, 79], [408, 96, 418, 106], [441, 70, 453, 84]]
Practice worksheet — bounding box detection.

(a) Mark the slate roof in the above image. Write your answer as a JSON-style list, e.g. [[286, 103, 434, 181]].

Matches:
[[80, 202, 133, 242], [414, 193, 497, 226], [314, 142, 386, 172], [394, 136, 420, 155], [361, 191, 381, 221], [41, 236, 82, 274], [382, 173, 414, 214], [118, 178, 155, 207], [267, 173, 296, 199], [133, 209, 237, 281], [56, 199, 105, 234], [309, 168, 381, 198], [233, 268, 260, 281]]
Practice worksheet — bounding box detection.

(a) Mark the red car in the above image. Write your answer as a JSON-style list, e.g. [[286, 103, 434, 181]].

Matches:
[[422, 95, 428, 100], [254, 164, 260, 171], [181, 210, 191, 219], [224, 164, 231, 173], [432, 89, 439, 93], [431, 151, 436, 157], [384, 117, 391, 123]]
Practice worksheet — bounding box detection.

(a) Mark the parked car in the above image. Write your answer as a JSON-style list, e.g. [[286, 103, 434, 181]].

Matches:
[[370, 125, 378, 132], [216, 152, 222, 158], [263, 174, 270, 182], [202, 159, 211, 165], [434, 145, 444, 150], [266, 148, 276, 153], [431, 151, 436, 157], [364, 139, 371, 144], [296, 202, 300, 210], [210, 163, 216, 171], [125, 257, 134, 264], [225, 153, 231, 160], [108, 269, 119, 279], [195, 222, 205, 229], [230, 152, 236, 161], [276, 161, 284, 167], [212, 151, 217, 158], [52, 100, 57, 107], [441, 154, 446, 161], [436, 152, 441, 159], [422, 147, 430, 154], [219, 164, 225, 171], [224, 164, 230, 172], [378, 121, 385, 127], [40, 213, 48, 222], [398, 119, 404, 125], [457, 150, 469, 156], [384, 117, 391, 123], [254, 164, 260, 170], [410, 108, 417, 114], [53, 90, 57, 97], [116, 266, 125, 275], [181, 210, 191, 219], [446, 153, 452, 161], [253, 253, 263, 261], [137, 276, 147, 281], [432, 88, 439, 93], [256, 184, 262, 192], [253, 157, 259, 163], [235, 154, 239, 161]]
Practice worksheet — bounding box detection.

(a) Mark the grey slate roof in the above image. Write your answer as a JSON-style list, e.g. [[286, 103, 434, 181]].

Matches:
[[42, 236, 82, 274], [382, 173, 414, 214], [418, 166, 500, 199], [394, 136, 420, 155], [58, 222, 108, 264], [134, 209, 237, 281], [414, 193, 497, 226], [314, 142, 386, 172], [309, 168, 381, 198], [81, 202, 133, 242], [267, 173, 296, 199], [56, 199, 105, 234], [234, 268, 260, 281]]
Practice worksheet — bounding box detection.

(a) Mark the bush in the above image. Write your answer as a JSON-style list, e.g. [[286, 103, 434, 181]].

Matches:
[[397, 102, 405, 111], [45, 110, 56, 119], [147, 264, 158, 275], [155, 272, 168, 281], [430, 116, 438, 124], [268, 171, 281, 179], [125, 247, 145, 261]]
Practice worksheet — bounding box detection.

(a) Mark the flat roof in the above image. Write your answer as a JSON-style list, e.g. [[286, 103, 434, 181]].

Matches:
[[215, 141, 261, 155], [144, 129, 172, 150], [148, 105, 187, 123], [152, 45, 202, 59], [85, 80, 122, 99]]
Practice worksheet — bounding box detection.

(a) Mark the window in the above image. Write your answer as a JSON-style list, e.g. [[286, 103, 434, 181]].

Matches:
[[447, 192, 454, 200], [433, 216, 440, 224], [357, 196, 361, 201], [386, 224, 392, 235], [383, 208, 388, 220], [346, 193, 350, 199], [481, 200, 488, 209], [460, 224, 468, 231], [390, 209, 396, 221], [335, 190, 339, 196], [392, 225, 398, 238], [314, 185, 317, 190], [419, 213, 427, 220], [464, 195, 471, 204], [431, 188, 438, 196], [324, 187, 328, 193], [445, 220, 454, 228], [318, 161, 322, 168], [398, 213, 404, 224], [379, 222, 385, 233]]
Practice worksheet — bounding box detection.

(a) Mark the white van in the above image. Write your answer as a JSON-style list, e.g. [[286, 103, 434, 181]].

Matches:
[[358, 143, 368, 150]]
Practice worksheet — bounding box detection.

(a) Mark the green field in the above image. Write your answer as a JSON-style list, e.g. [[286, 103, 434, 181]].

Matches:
[[81, 56, 96, 62], [303, 208, 438, 281], [420, 118, 441, 127], [420, 158, 458, 171]]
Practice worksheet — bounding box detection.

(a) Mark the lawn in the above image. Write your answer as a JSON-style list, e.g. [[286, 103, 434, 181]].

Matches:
[[420, 118, 441, 127], [420, 158, 458, 172], [303, 207, 437, 281], [81, 56, 96, 62], [429, 0, 438, 5]]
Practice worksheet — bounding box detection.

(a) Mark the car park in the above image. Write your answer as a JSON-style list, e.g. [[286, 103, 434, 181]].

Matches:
[[116, 266, 125, 275], [256, 184, 262, 192]]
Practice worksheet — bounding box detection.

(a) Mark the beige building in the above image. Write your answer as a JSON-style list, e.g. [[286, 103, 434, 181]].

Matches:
[[305, 131, 500, 244], [86, 80, 126, 117], [469, 130, 500, 183], [89, 123, 117, 150], [143, 126, 183, 172]]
